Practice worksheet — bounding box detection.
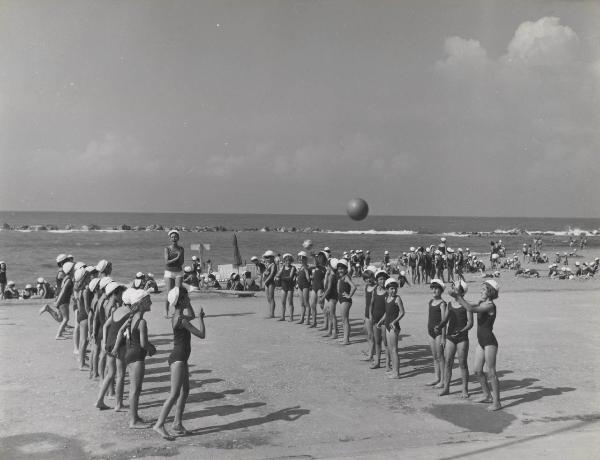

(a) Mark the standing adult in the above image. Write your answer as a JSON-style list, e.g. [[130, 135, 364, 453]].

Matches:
[[164, 229, 185, 318]]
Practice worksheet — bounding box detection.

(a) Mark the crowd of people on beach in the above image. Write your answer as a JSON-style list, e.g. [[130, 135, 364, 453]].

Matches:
[[37, 230, 208, 439], [253, 238, 503, 411], [3, 229, 598, 436]]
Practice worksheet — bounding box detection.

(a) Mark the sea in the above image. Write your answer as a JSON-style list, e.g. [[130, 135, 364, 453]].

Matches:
[[1, 211, 598, 285]]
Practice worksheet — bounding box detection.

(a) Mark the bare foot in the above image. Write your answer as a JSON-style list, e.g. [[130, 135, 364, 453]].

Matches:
[[153, 425, 173, 439], [95, 401, 110, 410], [439, 389, 450, 396], [171, 424, 189, 435], [370, 363, 380, 369], [461, 392, 470, 399], [39, 305, 49, 315], [487, 403, 502, 411], [360, 356, 373, 362], [476, 396, 493, 404], [79, 365, 89, 371], [434, 382, 444, 389], [309, 324, 316, 328], [426, 380, 440, 386], [387, 374, 400, 379], [114, 404, 127, 412], [73, 349, 79, 355]]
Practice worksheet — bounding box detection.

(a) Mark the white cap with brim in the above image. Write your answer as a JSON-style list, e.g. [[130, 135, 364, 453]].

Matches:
[[74, 262, 86, 271], [282, 253, 293, 260], [184, 266, 192, 273], [263, 250, 275, 258], [37, 277, 45, 284], [56, 253, 68, 264], [88, 278, 100, 292], [375, 270, 389, 280], [74, 267, 87, 282], [329, 258, 339, 269], [385, 278, 399, 288], [430, 278, 445, 290], [251, 256, 259, 261], [336, 258, 348, 269], [99, 277, 113, 290], [129, 289, 150, 307], [105, 282, 124, 297], [297, 251, 308, 258], [7, 281, 15, 286], [484, 279, 499, 293], [168, 229, 180, 237], [25, 284, 33, 289], [85, 266, 97, 273], [62, 261, 75, 275], [410, 247, 415, 252], [96, 260, 109, 272]]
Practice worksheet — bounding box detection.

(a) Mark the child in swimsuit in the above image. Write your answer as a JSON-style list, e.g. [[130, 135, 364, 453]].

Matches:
[[275, 254, 296, 321], [336, 259, 356, 345], [296, 251, 312, 325], [438, 279, 473, 398], [321, 258, 338, 336], [427, 279, 447, 388], [262, 250, 277, 318], [376, 278, 405, 379], [96, 282, 128, 411], [308, 251, 327, 328], [369, 270, 389, 369], [39, 261, 75, 339], [112, 289, 156, 428], [362, 267, 376, 361], [153, 287, 206, 439], [450, 279, 502, 411]]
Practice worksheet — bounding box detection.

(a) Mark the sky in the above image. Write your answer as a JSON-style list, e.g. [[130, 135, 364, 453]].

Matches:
[[1, 0, 599, 217]]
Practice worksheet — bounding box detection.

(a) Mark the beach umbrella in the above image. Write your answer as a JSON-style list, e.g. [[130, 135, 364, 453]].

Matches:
[[232, 233, 243, 269]]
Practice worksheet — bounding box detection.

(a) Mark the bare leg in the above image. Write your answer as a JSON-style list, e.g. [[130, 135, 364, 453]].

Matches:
[[484, 345, 501, 410], [473, 345, 492, 403], [96, 355, 116, 409], [267, 284, 276, 318], [457, 340, 470, 398], [78, 320, 89, 370], [56, 304, 70, 339], [128, 361, 148, 428], [386, 327, 400, 378], [340, 302, 351, 345], [440, 340, 456, 395], [288, 289, 295, 322], [329, 300, 338, 338], [172, 362, 190, 433], [114, 350, 127, 411], [153, 361, 185, 439], [39, 304, 62, 322], [362, 317, 374, 361], [164, 278, 175, 317], [370, 325, 382, 368], [279, 291, 287, 320], [73, 316, 80, 354], [427, 336, 444, 386]]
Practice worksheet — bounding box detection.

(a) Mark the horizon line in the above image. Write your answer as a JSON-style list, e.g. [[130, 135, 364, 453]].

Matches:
[[0, 209, 598, 221]]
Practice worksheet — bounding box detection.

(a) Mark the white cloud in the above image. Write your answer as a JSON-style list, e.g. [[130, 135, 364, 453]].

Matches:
[[434, 36, 488, 75], [502, 17, 580, 67]]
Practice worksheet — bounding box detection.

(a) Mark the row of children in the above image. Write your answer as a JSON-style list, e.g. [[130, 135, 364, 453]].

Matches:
[[39, 252, 207, 439]]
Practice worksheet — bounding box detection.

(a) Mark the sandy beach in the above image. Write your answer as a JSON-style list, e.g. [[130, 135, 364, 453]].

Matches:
[[1, 248, 599, 459]]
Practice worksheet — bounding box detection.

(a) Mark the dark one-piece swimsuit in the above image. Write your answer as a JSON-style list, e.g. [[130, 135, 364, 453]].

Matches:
[[428, 299, 444, 339], [126, 317, 147, 365], [477, 306, 498, 348], [384, 296, 401, 332], [168, 316, 191, 365], [371, 290, 386, 324], [446, 305, 469, 344]]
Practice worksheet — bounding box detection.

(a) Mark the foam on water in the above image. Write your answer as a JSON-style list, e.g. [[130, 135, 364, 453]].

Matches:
[[326, 230, 418, 235]]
